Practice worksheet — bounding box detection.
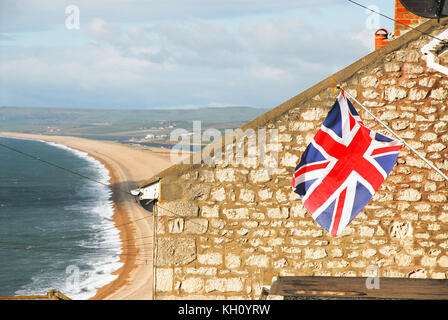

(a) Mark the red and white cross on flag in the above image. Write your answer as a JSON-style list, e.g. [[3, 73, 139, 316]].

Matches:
[[292, 92, 403, 237]]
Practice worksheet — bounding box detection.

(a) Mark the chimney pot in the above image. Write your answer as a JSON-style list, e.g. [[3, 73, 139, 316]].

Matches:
[[375, 28, 391, 50]]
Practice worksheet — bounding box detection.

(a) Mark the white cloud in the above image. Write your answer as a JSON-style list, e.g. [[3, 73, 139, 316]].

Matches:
[[347, 27, 375, 52], [0, 0, 342, 32], [0, 1, 378, 109], [88, 18, 122, 43]]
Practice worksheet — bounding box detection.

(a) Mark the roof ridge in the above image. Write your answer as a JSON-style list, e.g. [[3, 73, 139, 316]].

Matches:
[[139, 17, 447, 188]]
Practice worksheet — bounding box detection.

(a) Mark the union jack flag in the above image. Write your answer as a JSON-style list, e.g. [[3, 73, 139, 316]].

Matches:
[[292, 92, 403, 237]]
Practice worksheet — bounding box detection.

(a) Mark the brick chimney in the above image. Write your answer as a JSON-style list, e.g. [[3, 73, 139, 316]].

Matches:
[[374, 0, 428, 50], [394, 0, 428, 37]]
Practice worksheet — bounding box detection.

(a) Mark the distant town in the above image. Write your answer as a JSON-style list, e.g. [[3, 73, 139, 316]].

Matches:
[[0, 106, 268, 146]]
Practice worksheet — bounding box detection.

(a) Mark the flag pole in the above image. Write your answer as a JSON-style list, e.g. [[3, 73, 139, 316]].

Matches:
[[337, 85, 448, 182]]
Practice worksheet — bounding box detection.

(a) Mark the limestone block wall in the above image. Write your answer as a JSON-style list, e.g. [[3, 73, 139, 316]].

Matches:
[[153, 26, 448, 299]]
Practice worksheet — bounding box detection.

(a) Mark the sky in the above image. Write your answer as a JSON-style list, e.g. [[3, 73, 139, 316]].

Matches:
[[0, 0, 395, 109]]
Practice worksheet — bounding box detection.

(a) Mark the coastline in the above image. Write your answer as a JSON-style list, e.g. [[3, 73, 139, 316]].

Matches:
[[88, 154, 134, 300], [0, 132, 173, 300]]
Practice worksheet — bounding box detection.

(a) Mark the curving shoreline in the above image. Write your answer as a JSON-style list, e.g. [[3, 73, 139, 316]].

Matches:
[[0, 132, 173, 300]]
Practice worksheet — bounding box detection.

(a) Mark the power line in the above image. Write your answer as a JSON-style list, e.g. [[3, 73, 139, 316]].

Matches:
[[0, 139, 212, 233], [0, 240, 153, 251], [95, 212, 154, 233], [0, 137, 213, 277], [0, 141, 159, 258], [0, 232, 155, 249], [103, 234, 153, 244], [0, 139, 207, 232], [0, 141, 132, 197], [73, 234, 154, 246], [347, 0, 445, 42], [0, 250, 155, 258], [0, 211, 154, 244], [0, 239, 153, 251]]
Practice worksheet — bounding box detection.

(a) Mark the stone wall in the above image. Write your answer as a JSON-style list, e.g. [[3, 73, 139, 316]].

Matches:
[[152, 22, 448, 299]]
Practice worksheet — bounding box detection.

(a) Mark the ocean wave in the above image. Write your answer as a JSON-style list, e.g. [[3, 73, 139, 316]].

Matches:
[[43, 141, 111, 185], [13, 139, 123, 300]]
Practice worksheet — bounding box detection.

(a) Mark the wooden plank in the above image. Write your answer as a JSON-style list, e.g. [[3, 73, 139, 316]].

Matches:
[[270, 276, 448, 300]]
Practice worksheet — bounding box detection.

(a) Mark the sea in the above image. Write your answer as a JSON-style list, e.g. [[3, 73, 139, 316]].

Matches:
[[0, 137, 122, 300]]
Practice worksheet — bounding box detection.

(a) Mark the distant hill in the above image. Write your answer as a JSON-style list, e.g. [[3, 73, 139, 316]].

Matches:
[[0, 106, 269, 139]]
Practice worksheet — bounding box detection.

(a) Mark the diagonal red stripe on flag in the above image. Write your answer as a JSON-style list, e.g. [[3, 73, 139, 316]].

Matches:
[[331, 187, 347, 237], [294, 161, 329, 179], [371, 145, 403, 156]]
